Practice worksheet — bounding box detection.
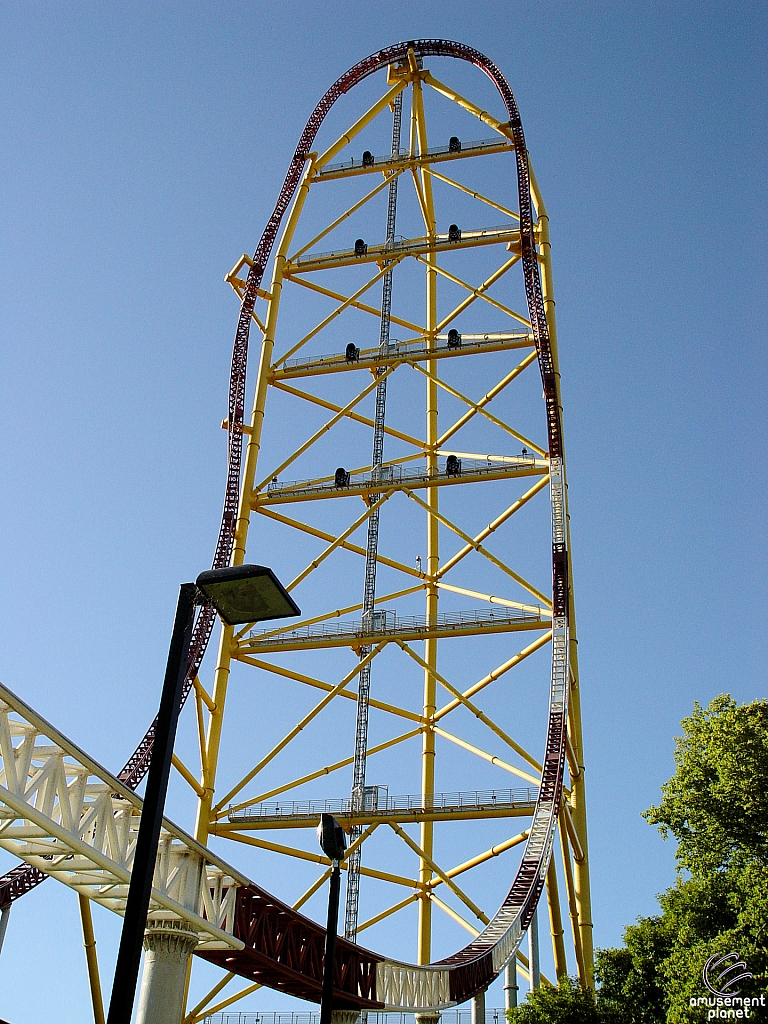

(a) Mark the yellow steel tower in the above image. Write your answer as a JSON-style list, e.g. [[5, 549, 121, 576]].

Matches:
[[174, 42, 592, 1020]]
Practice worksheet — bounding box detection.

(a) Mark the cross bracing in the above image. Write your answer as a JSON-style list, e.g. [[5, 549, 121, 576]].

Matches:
[[172, 41, 593, 1010], [0, 41, 592, 1023]]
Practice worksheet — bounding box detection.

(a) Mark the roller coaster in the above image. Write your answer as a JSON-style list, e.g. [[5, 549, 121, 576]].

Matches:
[[0, 39, 592, 1023]]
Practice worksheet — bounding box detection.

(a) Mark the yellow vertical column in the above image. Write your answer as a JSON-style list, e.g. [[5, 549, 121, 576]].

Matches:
[[411, 62, 438, 965], [193, 157, 316, 847], [79, 894, 105, 1024], [529, 164, 594, 986]]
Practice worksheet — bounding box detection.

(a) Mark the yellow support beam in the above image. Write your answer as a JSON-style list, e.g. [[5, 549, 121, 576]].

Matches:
[[254, 366, 398, 491], [315, 79, 407, 169], [437, 476, 552, 584], [219, 727, 422, 819], [233, 653, 423, 724], [429, 829, 529, 882], [407, 488, 550, 605], [212, 644, 385, 813], [279, 262, 399, 360], [424, 165, 519, 220], [286, 488, 396, 591], [266, 379, 424, 452], [410, 359, 544, 456], [434, 631, 553, 719], [434, 256, 528, 332], [546, 856, 568, 980], [289, 168, 407, 262], [211, 829, 419, 889], [411, 60, 439, 965], [414, 252, 528, 327], [357, 893, 420, 934], [78, 894, 105, 1024], [435, 349, 539, 449], [256, 506, 426, 580], [389, 821, 488, 924], [282, 273, 425, 337], [397, 640, 543, 774], [433, 727, 540, 787]]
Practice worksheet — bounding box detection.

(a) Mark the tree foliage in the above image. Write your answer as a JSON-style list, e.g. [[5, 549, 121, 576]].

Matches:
[[643, 694, 768, 876], [506, 976, 602, 1023], [594, 695, 768, 1022], [509, 697, 767, 1022]]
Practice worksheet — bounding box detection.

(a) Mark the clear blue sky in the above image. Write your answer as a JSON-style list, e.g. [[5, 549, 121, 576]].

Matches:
[[0, 3, 766, 1021]]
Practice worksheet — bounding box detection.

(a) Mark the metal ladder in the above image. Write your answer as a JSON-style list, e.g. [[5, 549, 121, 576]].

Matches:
[[344, 90, 402, 943]]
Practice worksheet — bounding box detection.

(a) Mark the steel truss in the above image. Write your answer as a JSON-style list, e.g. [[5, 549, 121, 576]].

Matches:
[[0, 40, 591, 1024]]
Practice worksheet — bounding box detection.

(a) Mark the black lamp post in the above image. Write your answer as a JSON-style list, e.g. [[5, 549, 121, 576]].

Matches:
[[107, 565, 299, 1024], [317, 813, 347, 1024]]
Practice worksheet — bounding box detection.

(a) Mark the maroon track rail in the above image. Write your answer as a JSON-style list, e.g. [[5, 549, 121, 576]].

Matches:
[[0, 40, 570, 1011]]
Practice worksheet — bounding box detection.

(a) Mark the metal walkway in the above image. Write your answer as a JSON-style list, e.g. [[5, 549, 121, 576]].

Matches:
[[257, 457, 548, 505], [236, 607, 551, 655], [228, 787, 539, 827]]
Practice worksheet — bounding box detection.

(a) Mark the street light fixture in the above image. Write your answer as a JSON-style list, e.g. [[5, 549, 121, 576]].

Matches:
[[196, 564, 300, 626], [106, 566, 299, 1024], [318, 813, 347, 1024]]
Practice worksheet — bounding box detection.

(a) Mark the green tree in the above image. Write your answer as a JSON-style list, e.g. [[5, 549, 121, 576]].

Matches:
[[595, 915, 673, 1023], [643, 694, 768, 876], [593, 696, 768, 1022], [506, 976, 601, 1023]]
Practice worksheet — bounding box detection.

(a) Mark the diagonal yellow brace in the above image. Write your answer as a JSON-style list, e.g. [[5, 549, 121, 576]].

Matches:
[[220, 727, 423, 819], [210, 829, 419, 889], [234, 654, 423, 725], [267, 379, 424, 453], [430, 893, 480, 936], [434, 631, 553, 719], [235, 583, 424, 642], [212, 644, 386, 813], [407, 488, 550, 606], [256, 506, 427, 581], [287, 487, 396, 591], [433, 727, 540, 787], [414, 253, 528, 326], [186, 982, 262, 1023], [410, 360, 543, 455], [315, 79, 407, 169], [436, 350, 539, 449], [389, 821, 488, 924], [435, 582, 547, 617], [435, 257, 528, 332], [290, 168, 407, 262], [396, 640, 543, 775], [358, 892, 420, 934], [284, 274, 425, 336], [424, 166, 519, 220], [430, 829, 530, 882], [437, 476, 552, 583], [254, 366, 397, 491], [423, 71, 516, 142]]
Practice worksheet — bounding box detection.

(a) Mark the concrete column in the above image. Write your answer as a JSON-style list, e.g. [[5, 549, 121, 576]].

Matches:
[[0, 905, 10, 956], [330, 1013, 360, 1024], [135, 922, 198, 1024], [415, 1013, 441, 1024], [528, 907, 540, 992], [471, 987, 486, 1024], [504, 959, 519, 1010]]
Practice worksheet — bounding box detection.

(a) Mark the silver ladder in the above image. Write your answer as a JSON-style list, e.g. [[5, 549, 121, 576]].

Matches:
[[344, 90, 402, 943]]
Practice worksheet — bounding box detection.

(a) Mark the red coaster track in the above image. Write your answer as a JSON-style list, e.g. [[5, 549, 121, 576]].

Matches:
[[0, 39, 571, 1010]]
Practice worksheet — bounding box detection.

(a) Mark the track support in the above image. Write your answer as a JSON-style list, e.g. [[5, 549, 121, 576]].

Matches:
[[79, 894, 106, 1024]]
